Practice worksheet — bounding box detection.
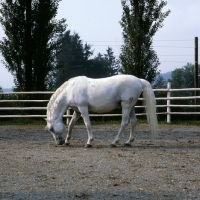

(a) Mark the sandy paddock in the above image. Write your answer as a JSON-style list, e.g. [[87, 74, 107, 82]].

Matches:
[[0, 124, 200, 199]]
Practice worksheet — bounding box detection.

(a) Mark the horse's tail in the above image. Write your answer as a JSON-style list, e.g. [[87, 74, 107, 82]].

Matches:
[[140, 79, 159, 137]]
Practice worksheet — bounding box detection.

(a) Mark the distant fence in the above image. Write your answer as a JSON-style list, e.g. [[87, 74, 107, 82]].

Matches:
[[0, 83, 200, 123]]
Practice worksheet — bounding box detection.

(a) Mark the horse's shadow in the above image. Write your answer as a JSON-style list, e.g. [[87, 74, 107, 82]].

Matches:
[[52, 138, 200, 150]]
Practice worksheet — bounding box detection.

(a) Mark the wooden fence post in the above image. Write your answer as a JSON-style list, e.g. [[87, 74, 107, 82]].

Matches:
[[194, 37, 198, 106], [167, 82, 171, 123]]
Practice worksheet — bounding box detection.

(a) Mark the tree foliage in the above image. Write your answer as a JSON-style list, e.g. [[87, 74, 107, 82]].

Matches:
[[55, 31, 93, 87], [55, 31, 119, 87], [104, 47, 119, 76], [88, 50, 119, 78], [0, 0, 66, 91], [152, 74, 167, 89], [171, 63, 200, 97], [168, 63, 200, 121], [120, 0, 170, 82], [171, 63, 200, 89]]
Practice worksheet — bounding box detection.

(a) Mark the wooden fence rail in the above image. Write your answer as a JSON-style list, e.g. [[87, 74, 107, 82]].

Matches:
[[1, 83, 200, 123]]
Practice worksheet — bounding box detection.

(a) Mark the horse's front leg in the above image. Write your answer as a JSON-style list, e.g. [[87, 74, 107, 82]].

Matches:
[[65, 110, 81, 145], [78, 106, 93, 147]]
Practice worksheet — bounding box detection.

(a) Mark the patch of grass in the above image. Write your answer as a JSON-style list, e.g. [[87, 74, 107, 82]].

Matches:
[[0, 118, 46, 126], [168, 120, 200, 126], [1, 117, 200, 126]]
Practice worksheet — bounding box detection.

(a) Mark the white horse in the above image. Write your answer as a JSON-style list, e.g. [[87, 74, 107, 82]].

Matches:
[[45, 75, 159, 147]]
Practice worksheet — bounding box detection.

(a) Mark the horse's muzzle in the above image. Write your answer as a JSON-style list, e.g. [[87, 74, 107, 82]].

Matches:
[[58, 137, 65, 145]]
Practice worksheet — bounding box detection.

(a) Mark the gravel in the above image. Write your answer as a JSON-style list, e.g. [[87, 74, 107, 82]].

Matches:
[[0, 124, 200, 199]]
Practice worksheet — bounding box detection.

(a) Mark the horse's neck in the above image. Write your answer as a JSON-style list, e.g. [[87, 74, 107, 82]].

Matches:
[[49, 93, 68, 123]]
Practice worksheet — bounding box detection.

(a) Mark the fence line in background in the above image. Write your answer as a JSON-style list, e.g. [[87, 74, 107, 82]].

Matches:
[[1, 83, 200, 123]]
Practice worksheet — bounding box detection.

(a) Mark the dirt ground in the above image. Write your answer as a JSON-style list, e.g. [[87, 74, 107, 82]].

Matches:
[[0, 123, 200, 200]]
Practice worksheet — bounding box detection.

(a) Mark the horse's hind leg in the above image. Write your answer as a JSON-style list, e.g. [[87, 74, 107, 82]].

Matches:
[[111, 102, 130, 147], [65, 111, 81, 145], [125, 107, 137, 146]]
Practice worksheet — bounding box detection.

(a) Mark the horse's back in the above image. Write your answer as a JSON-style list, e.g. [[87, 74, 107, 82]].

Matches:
[[111, 75, 143, 98], [66, 75, 143, 113]]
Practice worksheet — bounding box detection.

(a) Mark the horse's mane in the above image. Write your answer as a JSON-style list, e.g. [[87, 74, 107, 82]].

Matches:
[[47, 80, 70, 120]]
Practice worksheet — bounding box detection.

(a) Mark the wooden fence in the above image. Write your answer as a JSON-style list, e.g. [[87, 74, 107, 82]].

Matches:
[[1, 83, 200, 123]]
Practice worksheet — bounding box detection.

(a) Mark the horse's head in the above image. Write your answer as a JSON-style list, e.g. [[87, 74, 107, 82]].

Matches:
[[45, 119, 65, 145]]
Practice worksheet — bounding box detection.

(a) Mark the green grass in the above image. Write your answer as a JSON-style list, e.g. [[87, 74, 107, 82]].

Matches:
[[165, 120, 200, 126], [1, 117, 200, 126], [0, 118, 46, 126]]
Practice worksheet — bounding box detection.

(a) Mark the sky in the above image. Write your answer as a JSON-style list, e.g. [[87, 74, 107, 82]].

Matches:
[[0, 0, 199, 88]]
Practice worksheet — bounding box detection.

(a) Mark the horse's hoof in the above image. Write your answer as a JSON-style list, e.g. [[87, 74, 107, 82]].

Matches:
[[110, 144, 116, 148], [124, 143, 132, 147], [64, 142, 70, 146], [86, 144, 92, 148]]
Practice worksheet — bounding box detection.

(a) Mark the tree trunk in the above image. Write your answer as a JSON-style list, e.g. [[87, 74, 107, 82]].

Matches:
[[134, 0, 143, 78], [25, 0, 33, 91]]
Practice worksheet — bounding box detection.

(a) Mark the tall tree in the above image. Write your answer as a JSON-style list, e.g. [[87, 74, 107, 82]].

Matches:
[[0, 0, 66, 91], [88, 53, 111, 78], [55, 30, 93, 87], [104, 47, 119, 76], [152, 74, 167, 89], [88, 48, 119, 78], [171, 63, 200, 90], [170, 63, 200, 115], [56, 32, 119, 87], [120, 0, 170, 82]]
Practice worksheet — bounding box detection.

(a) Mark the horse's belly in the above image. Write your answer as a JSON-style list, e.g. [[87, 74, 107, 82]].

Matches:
[[88, 101, 119, 113]]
